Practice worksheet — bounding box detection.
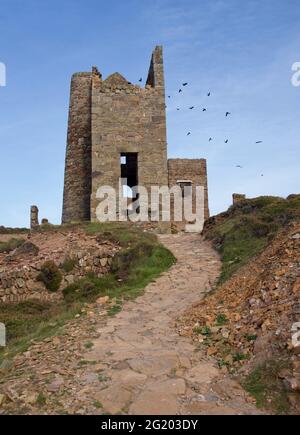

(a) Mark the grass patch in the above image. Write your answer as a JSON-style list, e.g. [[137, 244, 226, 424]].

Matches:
[[60, 256, 77, 273], [0, 226, 29, 235], [201, 326, 212, 336], [204, 195, 300, 283], [218, 359, 230, 368], [216, 314, 228, 326], [62, 223, 175, 305], [0, 222, 175, 368], [84, 341, 94, 349], [36, 392, 47, 407], [193, 327, 204, 335], [243, 359, 292, 414], [246, 334, 258, 342], [233, 353, 248, 362], [37, 261, 63, 292], [0, 238, 25, 253], [107, 302, 123, 317], [0, 300, 83, 366]]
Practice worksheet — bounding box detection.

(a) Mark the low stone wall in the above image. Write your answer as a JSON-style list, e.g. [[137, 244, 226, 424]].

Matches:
[[0, 248, 115, 304]]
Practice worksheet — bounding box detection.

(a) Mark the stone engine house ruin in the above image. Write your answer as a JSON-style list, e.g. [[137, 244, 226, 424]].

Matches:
[[62, 46, 209, 227]]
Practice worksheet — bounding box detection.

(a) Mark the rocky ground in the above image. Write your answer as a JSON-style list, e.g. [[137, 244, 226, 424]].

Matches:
[[0, 234, 260, 415], [178, 222, 300, 413], [0, 229, 118, 303]]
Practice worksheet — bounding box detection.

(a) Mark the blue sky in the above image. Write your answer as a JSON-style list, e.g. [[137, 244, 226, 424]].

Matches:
[[0, 0, 300, 227]]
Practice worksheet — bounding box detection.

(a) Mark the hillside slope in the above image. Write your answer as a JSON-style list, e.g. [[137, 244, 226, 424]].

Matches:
[[203, 195, 300, 283], [178, 196, 300, 414]]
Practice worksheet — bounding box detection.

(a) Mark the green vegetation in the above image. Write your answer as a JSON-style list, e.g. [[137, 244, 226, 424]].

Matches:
[[37, 260, 63, 292], [60, 256, 77, 273], [243, 359, 292, 414], [201, 326, 212, 336], [204, 195, 300, 283], [84, 341, 94, 349], [62, 223, 175, 304], [107, 301, 123, 316], [0, 300, 83, 365], [193, 327, 203, 335], [246, 334, 258, 342], [0, 226, 29, 235], [98, 374, 111, 382], [233, 353, 248, 362], [0, 238, 25, 253], [36, 392, 47, 407], [216, 313, 228, 326], [218, 359, 230, 368], [0, 222, 175, 367], [201, 195, 300, 414]]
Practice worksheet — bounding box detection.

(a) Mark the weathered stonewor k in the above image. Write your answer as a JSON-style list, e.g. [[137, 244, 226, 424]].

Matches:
[[62, 46, 209, 227]]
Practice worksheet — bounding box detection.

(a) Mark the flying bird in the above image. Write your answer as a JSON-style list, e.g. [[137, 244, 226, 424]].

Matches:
[[225, 139, 229, 144], [207, 92, 211, 96], [256, 141, 263, 144], [139, 78, 143, 82], [176, 108, 180, 111], [236, 165, 243, 168], [202, 108, 207, 112], [226, 112, 231, 117], [179, 89, 182, 93], [209, 137, 213, 142], [187, 132, 191, 136], [168, 96, 171, 99], [182, 83, 188, 86], [189, 106, 195, 110]]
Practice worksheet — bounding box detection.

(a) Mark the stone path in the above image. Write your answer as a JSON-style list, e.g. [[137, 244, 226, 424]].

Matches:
[[83, 234, 259, 415], [0, 234, 260, 415]]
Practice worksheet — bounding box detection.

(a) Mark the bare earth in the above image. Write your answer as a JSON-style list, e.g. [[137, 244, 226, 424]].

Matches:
[[0, 234, 260, 415]]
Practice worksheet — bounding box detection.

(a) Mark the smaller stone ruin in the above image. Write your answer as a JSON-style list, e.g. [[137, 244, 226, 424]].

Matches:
[[30, 205, 39, 229], [232, 194, 246, 205]]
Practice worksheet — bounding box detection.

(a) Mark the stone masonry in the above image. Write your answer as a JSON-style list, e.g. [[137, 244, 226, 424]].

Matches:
[[62, 46, 209, 228], [232, 193, 246, 205], [62, 73, 92, 223], [168, 159, 210, 220], [0, 231, 118, 304], [30, 206, 39, 229]]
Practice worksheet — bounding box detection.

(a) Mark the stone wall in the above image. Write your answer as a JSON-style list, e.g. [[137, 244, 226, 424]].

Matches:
[[0, 234, 117, 305], [30, 206, 39, 229], [62, 72, 93, 223], [0, 253, 113, 304], [232, 193, 246, 205], [168, 159, 210, 228], [90, 46, 168, 220]]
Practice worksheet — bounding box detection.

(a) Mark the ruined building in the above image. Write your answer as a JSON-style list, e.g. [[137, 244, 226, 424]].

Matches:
[[62, 46, 209, 227], [232, 193, 246, 205]]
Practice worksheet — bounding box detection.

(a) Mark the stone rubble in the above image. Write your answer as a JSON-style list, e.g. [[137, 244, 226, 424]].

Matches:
[[177, 222, 300, 410], [0, 229, 119, 304]]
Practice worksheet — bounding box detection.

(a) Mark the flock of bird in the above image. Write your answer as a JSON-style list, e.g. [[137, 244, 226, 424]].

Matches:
[[138, 78, 265, 176]]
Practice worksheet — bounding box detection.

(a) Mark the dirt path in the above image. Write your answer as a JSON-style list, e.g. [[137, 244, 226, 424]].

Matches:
[[0, 234, 260, 415]]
